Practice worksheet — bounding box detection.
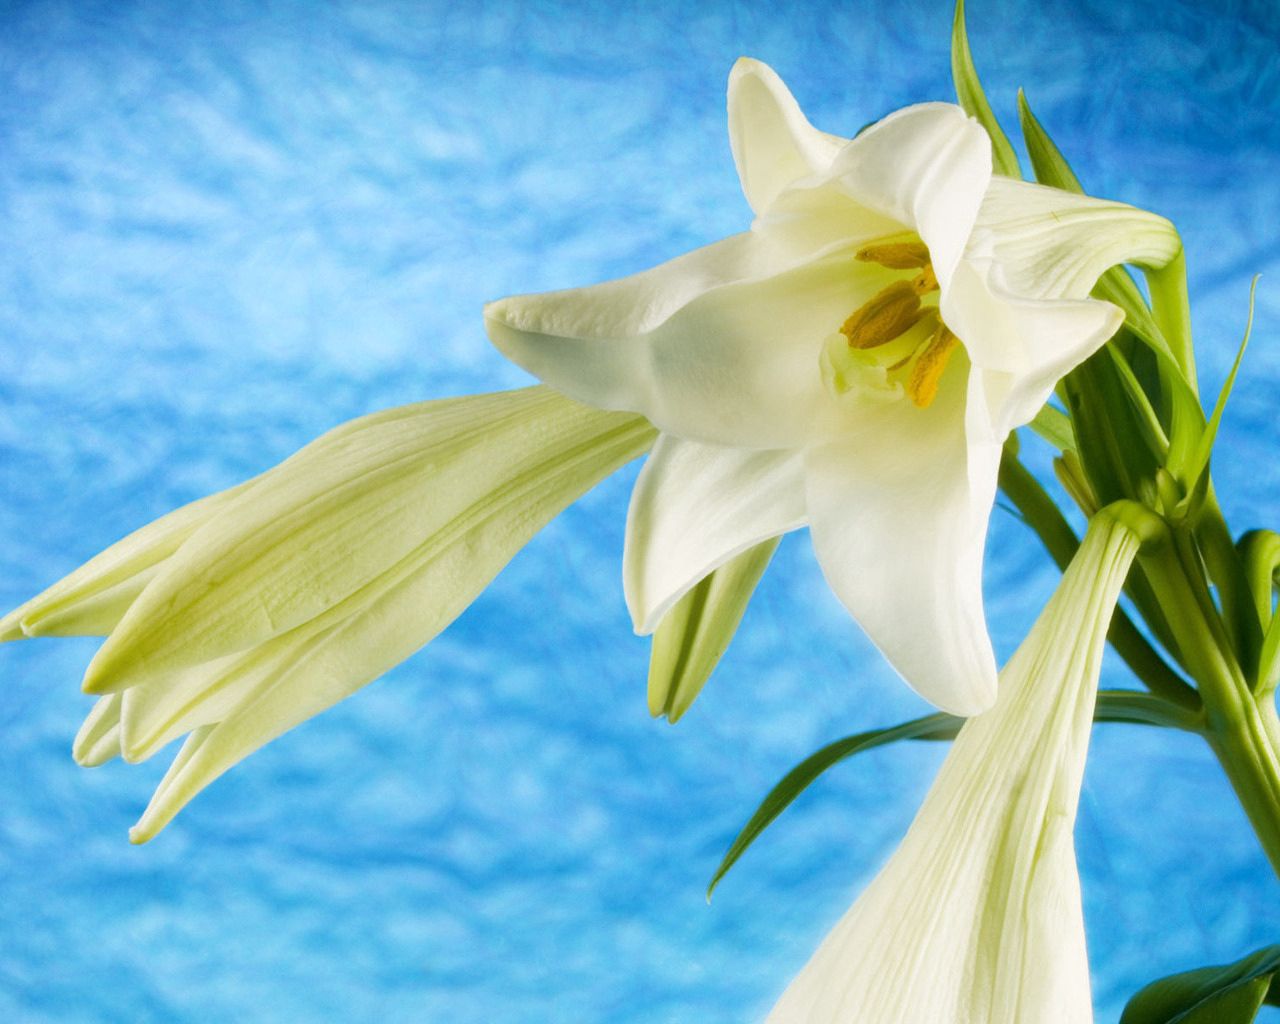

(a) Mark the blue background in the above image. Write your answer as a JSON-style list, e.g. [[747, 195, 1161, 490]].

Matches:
[[3, 0, 1280, 1020]]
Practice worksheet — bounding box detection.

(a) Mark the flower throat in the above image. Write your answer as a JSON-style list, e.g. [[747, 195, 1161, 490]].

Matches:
[[821, 237, 959, 409]]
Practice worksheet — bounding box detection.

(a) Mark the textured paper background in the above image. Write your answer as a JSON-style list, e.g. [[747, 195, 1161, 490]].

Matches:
[[2, 0, 1279, 1019]]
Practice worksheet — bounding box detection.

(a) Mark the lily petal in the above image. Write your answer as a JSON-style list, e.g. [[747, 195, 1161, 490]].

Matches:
[[953, 272, 1123, 441], [488, 246, 888, 449], [971, 176, 1180, 302], [72, 692, 124, 768], [828, 103, 991, 291], [624, 434, 806, 634], [945, 176, 1180, 432], [727, 57, 845, 215], [769, 513, 1141, 1022], [122, 397, 655, 840], [802, 364, 1000, 716]]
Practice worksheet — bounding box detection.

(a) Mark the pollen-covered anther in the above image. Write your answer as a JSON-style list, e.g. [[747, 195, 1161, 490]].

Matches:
[[855, 241, 931, 270], [840, 280, 924, 350], [907, 322, 960, 408], [911, 263, 939, 295]]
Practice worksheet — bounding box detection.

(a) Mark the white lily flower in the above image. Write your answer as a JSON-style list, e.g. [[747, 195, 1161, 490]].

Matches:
[[768, 512, 1141, 1023], [2, 387, 654, 841], [484, 58, 1179, 714]]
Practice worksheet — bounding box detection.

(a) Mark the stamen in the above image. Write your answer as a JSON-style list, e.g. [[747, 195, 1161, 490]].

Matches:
[[906, 323, 960, 408], [911, 264, 938, 295], [855, 241, 931, 270], [840, 281, 923, 350]]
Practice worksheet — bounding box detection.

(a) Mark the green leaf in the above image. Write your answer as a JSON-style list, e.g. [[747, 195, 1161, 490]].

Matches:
[[1258, 611, 1280, 696], [1120, 945, 1280, 1024], [706, 712, 960, 899], [1239, 530, 1280, 628], [1027, 404, 1076, 453], [950, 0, 1020, 177], [1146, 246, 1198, 394], [1178, 276, 1257, 503], [648, 537, 779, 723], [706, 690, 1198, 898]]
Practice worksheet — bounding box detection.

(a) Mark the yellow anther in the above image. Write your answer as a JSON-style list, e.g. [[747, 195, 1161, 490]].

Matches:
[[911, 263, 938, 295], [855, 241, 931, 270], [840, 280, 923, 350], [906, 323, 960, 408]]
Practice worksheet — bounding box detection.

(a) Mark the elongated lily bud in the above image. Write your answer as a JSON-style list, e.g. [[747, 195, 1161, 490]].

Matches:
[[120, 388, 653, 842], [6, 386, 654, 841], [769, 512, 1140, 1023]]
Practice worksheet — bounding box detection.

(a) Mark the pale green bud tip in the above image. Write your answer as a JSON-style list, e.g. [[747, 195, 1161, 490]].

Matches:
[[72, 693, 123, 768], [80, 644, 132, 695]]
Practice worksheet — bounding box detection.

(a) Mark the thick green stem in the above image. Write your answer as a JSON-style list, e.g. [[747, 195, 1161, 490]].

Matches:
[[1140, 531, 1280, 877], [1203, 697, 1280, 880]]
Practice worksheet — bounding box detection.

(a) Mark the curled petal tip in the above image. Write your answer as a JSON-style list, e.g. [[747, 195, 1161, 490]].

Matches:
[[729, 55, 767, 79]]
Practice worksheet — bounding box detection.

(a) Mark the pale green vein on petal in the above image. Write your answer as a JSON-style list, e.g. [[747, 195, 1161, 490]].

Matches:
[[0, 480, 253, 643], [127, 398, 655, 841], [648, 537, 779, 724]]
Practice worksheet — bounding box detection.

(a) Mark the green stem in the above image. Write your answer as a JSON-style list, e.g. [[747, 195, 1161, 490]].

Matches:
[[1140, 529, 1280, 878]]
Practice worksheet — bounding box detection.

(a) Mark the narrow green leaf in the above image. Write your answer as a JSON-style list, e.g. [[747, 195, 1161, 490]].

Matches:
[[1093, 689, 1202, 732], [1016, 88, 1081, 192], [1258, 613, 1280, 696], [648, 538, 779, 724], [1146, 246, 1198, 393], [1178, 276, 1257, 501], [950, 0, 1021, 177], [1239, 530, 1280, 628], [1104, 342, 1170, 458], [1120, 945, 1280, 1024], [707, 691, 1197, 897], [706, 713, 960, 899], [1028, 404, 1076, 453]]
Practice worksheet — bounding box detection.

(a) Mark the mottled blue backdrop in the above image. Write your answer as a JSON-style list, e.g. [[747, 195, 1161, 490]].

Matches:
[[3, 0, 1279, 1020]]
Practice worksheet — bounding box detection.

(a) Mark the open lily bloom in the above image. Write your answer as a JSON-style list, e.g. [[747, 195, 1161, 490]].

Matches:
[[1, 387, 653, 840], [485, 58, 1178, 714], [768, 513, 1141, 1023]]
